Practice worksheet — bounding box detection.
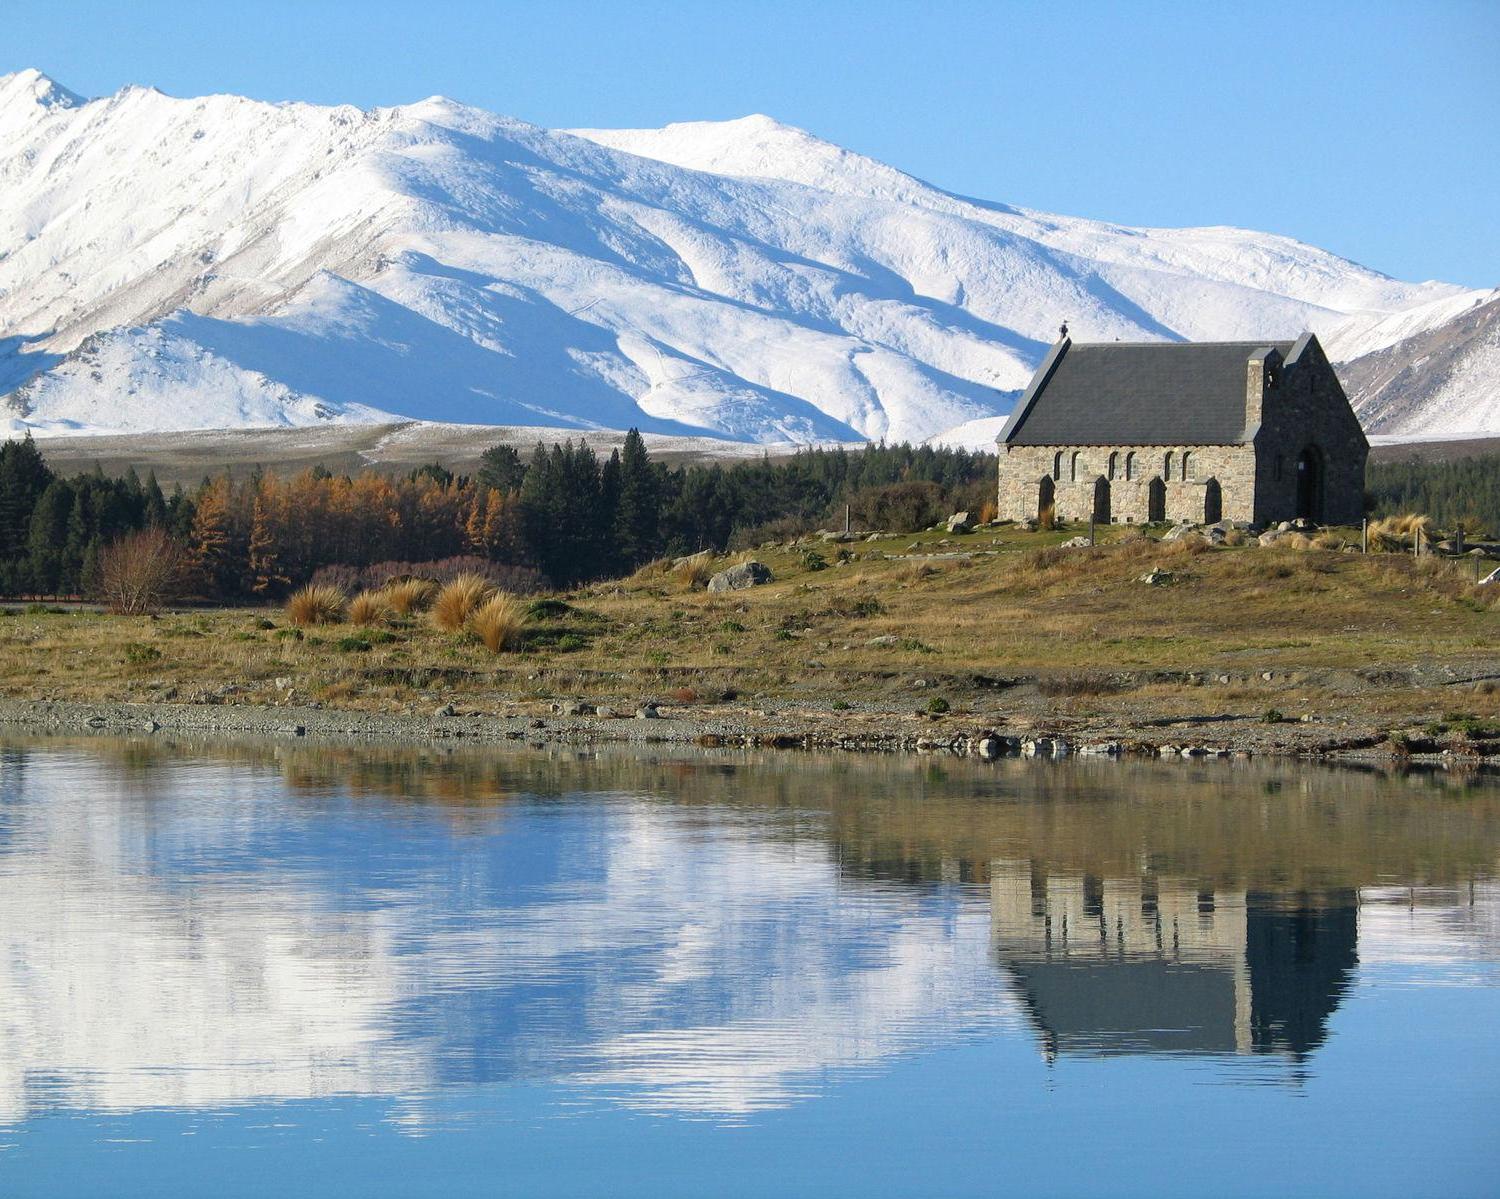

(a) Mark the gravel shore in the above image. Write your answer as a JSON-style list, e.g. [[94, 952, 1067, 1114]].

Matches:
[[2, 695, 1495, 764]]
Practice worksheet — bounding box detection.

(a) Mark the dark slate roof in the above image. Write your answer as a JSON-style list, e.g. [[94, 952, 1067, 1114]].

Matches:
[[999, 339, 1296, 446]]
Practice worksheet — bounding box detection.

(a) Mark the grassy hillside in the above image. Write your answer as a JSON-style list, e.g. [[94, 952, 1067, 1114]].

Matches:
[[3, 523, 1495, 749]]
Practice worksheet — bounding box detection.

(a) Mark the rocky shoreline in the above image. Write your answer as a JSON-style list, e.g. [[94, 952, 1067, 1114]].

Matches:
[[2, 696, 1495, 766]]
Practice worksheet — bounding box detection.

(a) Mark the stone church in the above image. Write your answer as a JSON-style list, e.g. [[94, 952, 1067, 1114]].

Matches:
[[995, 332, 1367, 527]]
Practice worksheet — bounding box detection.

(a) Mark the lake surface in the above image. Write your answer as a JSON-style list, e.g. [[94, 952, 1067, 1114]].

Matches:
[[0, 738, 1497, 1198]]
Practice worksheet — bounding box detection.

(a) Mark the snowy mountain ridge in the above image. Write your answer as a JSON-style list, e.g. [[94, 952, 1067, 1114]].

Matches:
[[1, 69, 1493, 443]]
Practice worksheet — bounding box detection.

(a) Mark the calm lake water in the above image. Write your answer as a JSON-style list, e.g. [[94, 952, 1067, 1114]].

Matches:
[[0, 738, 1497, 1198]]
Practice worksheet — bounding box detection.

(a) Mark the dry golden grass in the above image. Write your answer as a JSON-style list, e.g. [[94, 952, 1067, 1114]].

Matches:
[[431, 573, 493, 632], [1369, 513, 1436, 552], [384, 578, 436, 616], [1, 524, 1493, 738], [348, 589, 390, 626], [471, 592, 525, 652], [671, 557, 713, 592], [286, 584, 346, 626], [1038, 503, 1056, 531]]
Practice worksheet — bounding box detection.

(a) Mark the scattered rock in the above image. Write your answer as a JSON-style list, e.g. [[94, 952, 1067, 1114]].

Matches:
[[707, 560, 774, 592], [1059, 535, 1093, 549], [1258, 530, 1284, 546], [273, 677, 292, 691], [1138, 567, 1175, 586], [635, 703, 660, 720], [433, 703, 455, 718], [866, 634, 900, 648], [1479, 566, 1500, 587], [552, 700, 596, 716], [946, 511, 973, 534], [1162, 523, 1199, 542]]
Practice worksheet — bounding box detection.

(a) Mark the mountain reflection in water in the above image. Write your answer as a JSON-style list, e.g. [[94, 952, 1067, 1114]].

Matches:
[[0, 737, 1496, 1134]]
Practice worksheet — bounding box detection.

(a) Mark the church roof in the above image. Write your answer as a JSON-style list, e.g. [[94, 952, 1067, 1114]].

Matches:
[[998, 338, 1298, 447]]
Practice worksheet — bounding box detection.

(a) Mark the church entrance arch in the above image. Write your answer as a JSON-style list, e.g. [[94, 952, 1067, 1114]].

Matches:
[[1037, 475, 1055, 521], [1295, 446, 1324, 522], [1203, 478, 1223, 524], [1147, 477, 1166, 523], [1092, 476, 1111, 525]]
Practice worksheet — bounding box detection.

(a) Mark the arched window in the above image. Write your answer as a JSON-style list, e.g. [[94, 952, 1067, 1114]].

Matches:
[[1053, 451, 1063, 481], [1181, 451, 1193, 481], [1125, 451, 1135, 481], [1164, 451, 1174, 481], [1070, 451, 1081, 482], [1107, 451, 1118, 480]]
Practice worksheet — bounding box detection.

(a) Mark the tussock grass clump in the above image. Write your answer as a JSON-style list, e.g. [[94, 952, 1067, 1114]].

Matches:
[[432, 573, 493, 632], [471, 592, 525, 652], [286, 584, 347, 627], [1369, 513, 1435, 552], [348, 589, 390, 625], [1312, 532, 1344, 551], [671, 557, 713, 592], [1037, 503, 1056, 532], [384, 578, 436, 616]]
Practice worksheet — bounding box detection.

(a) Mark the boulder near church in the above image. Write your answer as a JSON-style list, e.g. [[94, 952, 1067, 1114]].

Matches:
[[995, 332, 1367, 527]]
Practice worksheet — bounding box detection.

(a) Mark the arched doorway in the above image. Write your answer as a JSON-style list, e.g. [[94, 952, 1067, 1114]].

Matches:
[[1037, 475, 1055, 521], [1203, 478, 1222, 524], [1092, 476, 1111, 524], [1147, 476, 1166, 523], [1295, 446, 1324, 522]]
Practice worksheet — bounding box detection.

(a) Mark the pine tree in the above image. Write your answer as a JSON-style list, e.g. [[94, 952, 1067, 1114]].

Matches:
[[143, 471, 169, 527], [26, 479, 75, 596], [613, 428, 659, 571], [0, 433, 54, 566]]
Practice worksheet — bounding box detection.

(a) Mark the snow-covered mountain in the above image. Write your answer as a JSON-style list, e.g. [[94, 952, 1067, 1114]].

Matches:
[[1, 69, 1492, 444], [1338, 295, 1500, 437]]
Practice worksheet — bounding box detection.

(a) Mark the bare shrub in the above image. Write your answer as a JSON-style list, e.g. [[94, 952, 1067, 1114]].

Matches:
[[1038, 503, 1056, 532], [348, 589, 390, 625], [471, 592, 524, 652], [97, 528, 187, 615], [1037, 672, 1128, 698], [848, 480, 947, 533], [286, 584, 347, 626], [432, 573, 493, 632]]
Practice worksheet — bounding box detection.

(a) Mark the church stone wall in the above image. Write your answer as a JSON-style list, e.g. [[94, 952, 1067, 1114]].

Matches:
[[997, 443, 1257, 525]]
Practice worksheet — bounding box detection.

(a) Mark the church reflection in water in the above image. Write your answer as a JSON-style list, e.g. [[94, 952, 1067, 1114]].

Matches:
[[990, 863, 1358, 1060]]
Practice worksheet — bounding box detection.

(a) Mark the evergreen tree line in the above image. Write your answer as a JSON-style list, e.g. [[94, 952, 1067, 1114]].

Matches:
[[0, 431, 996, 598], [1367, 453, 1500, 534]]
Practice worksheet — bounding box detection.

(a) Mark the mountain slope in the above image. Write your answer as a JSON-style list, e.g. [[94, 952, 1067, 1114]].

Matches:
[[1, 69, 1492, 443], [1340, 295, 1500, 437]]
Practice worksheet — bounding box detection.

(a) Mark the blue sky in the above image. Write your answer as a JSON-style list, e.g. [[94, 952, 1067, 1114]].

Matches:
[[6, 0, 1497, 288]]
